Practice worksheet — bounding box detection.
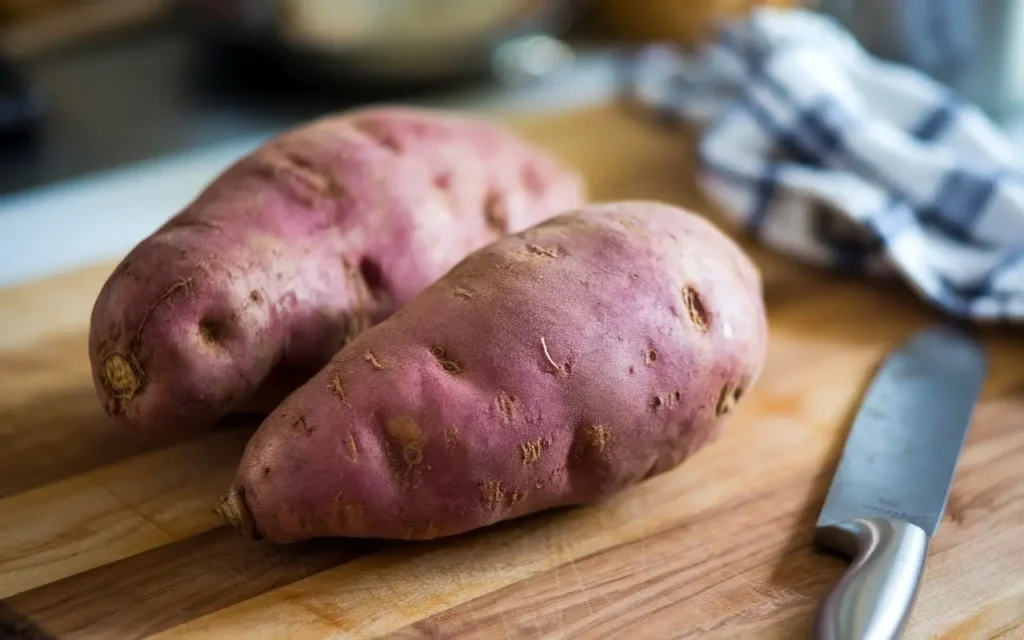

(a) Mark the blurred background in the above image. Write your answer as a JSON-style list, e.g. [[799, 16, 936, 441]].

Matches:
[[0, 0, 805, 196], [2, 0, 1024, 284]]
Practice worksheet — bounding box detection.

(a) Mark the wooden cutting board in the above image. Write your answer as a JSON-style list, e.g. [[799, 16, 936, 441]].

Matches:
[[1, 104, 1023, 640]]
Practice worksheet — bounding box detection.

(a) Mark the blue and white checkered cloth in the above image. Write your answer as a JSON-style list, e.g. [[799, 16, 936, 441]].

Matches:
[[624, 7, 1024, 321]]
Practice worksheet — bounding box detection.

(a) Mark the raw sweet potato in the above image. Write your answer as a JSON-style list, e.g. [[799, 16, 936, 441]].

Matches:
[[217, 200, 768, 543], [88, 106, 585, 438]]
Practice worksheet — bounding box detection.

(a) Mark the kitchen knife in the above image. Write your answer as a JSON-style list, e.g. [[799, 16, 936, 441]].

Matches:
[[812, 324, 988, 640]]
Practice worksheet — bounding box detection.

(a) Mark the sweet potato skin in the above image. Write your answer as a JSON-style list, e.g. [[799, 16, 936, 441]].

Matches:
[[88, 106, 585, 438], [223, 201, 768, 543]]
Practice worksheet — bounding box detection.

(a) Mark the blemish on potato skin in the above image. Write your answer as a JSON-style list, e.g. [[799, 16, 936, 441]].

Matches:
[[249, 290, 263, 304], [332, 493, 367, 531], [328, 374, 351, 407], [453, 285, 474, 300], [445, 428, 461, 449], [364, 351, 384, 370], [350, 121, 402, 154], [495, 391, 516, 422], [480, 479, 506, 509], [520, 437, 552, 464], [484, 191, 509, 234], [386, 416, 424, 468], [716, 384, 744, 416], [571, 424, 608, 460], [345, 433, 359, 461], [134, 278, 194, 350], [644, 349, 658, 367], [431, 346, 464, 374], [261, 152, 343, 205], [526, 244, 558, 258], [292, 416, 313, 434], [683, 285, 710, 333], [619, 217, 641, 232]]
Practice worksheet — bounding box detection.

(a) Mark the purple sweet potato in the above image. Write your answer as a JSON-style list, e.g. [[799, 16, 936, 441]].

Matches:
[[216, 200, 768, 543], [88, 106, 585, 438]]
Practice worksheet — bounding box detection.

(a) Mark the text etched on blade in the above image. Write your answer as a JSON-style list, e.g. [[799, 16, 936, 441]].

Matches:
[[861, 501, 930, 529]]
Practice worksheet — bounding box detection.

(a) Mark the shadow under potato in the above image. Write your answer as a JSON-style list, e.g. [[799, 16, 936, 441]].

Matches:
[[0, 383, 264, 501]]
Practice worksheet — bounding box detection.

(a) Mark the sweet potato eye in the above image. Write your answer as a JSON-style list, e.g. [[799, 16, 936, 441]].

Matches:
[[359, 257, 385, 293], [199, 319, 224, 345]]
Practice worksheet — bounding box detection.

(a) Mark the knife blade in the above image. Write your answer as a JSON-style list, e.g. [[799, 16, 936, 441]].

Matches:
[[812, 323, 988, 640]]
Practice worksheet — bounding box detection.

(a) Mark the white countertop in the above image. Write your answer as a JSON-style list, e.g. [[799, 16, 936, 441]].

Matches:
[[0, 50, 620, 288]]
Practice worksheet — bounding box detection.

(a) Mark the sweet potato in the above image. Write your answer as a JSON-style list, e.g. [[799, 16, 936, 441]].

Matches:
[[88, 106, 585, 438], [217, 200, 768, 543]]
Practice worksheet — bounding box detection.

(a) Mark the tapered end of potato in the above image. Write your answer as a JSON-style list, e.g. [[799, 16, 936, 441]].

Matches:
[[216, 486, 260, 540]]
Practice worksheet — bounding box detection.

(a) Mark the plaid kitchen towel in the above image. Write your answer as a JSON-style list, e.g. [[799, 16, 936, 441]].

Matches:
[[623, 7, 1024, 321]]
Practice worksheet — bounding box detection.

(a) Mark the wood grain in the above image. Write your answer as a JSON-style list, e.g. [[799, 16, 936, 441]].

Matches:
[[0, 104, 1022, 639], [390, 401, 1024, 640], [2, 527, 385, 640], [0, 426, 253, 598]]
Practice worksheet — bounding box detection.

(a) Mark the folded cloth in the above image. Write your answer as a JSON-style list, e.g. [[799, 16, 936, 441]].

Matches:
[[623, 7, 1024, 321]]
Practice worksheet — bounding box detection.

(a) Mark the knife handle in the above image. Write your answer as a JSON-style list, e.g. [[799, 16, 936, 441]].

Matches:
[[813, 518, 929, 640]]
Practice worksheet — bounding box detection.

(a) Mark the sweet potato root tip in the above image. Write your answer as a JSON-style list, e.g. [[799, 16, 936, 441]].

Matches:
[[102, 352, 144, 400], [216, 487, 260, 540]]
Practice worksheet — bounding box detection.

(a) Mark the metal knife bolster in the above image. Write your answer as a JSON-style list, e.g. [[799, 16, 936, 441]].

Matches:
[[814, 519, 928, 640]]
